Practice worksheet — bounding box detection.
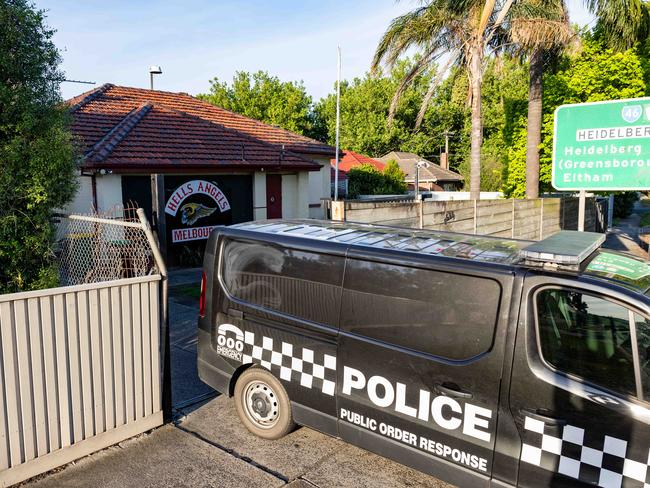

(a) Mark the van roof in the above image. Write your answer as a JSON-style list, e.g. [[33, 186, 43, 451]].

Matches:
[[229, 219, 650, 294], [231, 219, 530, 265]]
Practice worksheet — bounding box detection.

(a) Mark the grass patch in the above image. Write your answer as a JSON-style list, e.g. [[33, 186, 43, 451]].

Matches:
[[640, 199, 650, 207], [170, 283, 201, 299]]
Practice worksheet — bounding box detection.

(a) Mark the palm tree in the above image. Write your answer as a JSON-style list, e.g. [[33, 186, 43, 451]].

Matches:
[[510, 1, 572, 199], [512, 0, 649, 199], [372, 1, 514, 200]]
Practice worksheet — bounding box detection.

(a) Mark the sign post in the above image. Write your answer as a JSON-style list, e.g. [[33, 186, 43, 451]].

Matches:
[[552, 98, 650, 230]]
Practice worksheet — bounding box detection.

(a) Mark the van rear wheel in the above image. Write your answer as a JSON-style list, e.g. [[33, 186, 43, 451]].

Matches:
[[234, 367, 295, 440]]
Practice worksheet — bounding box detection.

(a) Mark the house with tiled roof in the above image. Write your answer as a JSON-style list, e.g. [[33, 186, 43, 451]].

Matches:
[[378, 151, 463, 191], [65, 84, 335, 262], [329, 150, 386, 196]]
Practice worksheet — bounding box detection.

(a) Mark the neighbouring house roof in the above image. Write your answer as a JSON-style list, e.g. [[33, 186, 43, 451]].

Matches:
[[67, 84, 333, 173], [330, 150, 386, 174], [329, 150, 387, 183], [378, 151, 463, 183]]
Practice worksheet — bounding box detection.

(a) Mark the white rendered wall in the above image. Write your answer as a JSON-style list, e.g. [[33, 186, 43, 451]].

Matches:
[[95, 174, 123, 212], [65, 173, 94, 214]]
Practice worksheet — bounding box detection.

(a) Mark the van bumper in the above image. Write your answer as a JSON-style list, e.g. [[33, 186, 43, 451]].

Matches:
[[197, 328, 234, 395]]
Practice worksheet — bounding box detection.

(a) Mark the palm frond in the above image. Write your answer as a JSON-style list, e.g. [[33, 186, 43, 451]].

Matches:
[[584, 0, 649, 49], [415, 53, 458, 128], [387, 47, 440, 126]]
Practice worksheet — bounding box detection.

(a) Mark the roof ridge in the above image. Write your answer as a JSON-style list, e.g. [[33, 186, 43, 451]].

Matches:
[[189, 94, 331, 148], [85, 102, 152, 163], [68, 83, 114, 112], [159, 105, 320, 167]]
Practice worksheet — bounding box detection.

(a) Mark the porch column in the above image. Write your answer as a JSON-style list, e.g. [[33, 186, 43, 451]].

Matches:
[[253, 171, 267, 220], [297, 171, 310, 218]]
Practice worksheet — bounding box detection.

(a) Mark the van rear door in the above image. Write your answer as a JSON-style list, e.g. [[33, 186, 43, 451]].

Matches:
[[335, 250, 516, 487], [510, 273, 650, 487]]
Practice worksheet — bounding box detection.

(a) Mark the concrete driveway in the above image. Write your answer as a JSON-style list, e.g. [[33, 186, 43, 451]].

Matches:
[[22, 268, 451, 488], [25, 395, 449, 488]]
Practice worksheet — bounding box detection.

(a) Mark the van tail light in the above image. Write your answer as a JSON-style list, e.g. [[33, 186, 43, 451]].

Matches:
[[199, 271, 207, 318]]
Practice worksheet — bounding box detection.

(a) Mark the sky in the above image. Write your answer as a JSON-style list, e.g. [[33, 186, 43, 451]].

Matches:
[[37, 0, 595, 102]]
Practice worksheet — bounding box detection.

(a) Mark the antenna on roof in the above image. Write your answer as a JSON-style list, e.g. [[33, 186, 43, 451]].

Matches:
[[61, 79, 96, 85]]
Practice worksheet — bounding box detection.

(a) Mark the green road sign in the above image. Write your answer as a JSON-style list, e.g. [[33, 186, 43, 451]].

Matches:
[[552, 98, 650, 190]]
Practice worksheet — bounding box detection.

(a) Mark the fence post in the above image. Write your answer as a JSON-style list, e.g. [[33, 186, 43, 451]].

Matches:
[[539, 198, 544, 241], [331, 200, 346, 221], [473, 199, 478, 234], [510, 198, 515, 239], [137, 208, 172, 422]]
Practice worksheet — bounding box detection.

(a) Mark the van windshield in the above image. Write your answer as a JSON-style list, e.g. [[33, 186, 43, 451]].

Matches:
[[583, 251, 650, 294]]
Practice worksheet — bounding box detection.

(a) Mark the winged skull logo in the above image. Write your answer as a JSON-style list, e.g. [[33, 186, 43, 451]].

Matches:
[[180, 203, 217, 225]]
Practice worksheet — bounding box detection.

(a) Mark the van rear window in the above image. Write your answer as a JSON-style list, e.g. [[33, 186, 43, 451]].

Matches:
[[340, 259, 501, 361], [220, 238, 344, 326]]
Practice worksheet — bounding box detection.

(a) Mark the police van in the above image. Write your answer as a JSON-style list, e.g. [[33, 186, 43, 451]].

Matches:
[[197, 219, 650, 488]]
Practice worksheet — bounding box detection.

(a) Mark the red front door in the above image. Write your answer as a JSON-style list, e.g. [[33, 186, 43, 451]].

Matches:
[[266, 174, 282, 219]]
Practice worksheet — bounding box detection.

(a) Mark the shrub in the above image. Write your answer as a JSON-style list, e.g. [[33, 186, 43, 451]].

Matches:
[[0, 1, 77, 293]]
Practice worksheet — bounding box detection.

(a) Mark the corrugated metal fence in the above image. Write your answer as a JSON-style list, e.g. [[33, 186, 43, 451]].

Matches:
[[0, 275, 163, 487], [0, 207, 167, 487]]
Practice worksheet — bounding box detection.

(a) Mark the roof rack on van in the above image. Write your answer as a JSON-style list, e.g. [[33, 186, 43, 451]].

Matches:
[[231, 221, 606, 270], [231, 219, 529, 265], [521, 231, 605, 268]]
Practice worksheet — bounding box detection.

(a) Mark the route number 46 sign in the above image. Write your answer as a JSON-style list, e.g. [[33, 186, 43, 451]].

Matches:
[[552, 98, 650, 191]]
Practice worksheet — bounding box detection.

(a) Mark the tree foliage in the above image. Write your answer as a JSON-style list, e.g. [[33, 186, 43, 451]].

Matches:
[[347, 161, 408, 198], [312, 60, 436, 157], [503, 37, 647, 197], [0, 0, 77, 293], [198, 70, 316, 137]]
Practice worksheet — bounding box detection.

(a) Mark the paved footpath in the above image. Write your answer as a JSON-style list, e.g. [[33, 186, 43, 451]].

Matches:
[[603, 202, 649, 259]]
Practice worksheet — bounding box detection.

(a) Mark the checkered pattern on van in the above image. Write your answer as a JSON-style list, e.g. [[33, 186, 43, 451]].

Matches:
[[520, 416, 650, 488], [242, 332, 337, 396]]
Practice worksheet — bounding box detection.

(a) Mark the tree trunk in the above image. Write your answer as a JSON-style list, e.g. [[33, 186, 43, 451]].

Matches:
[[469, 45, 483, 200], [525, 47, 543, 199]]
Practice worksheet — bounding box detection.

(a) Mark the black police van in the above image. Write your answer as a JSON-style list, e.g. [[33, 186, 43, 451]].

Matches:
[[197, 219, 650, 488]]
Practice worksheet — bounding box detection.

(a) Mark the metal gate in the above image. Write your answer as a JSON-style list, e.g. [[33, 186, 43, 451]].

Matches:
[[0, 208, 167, 487]]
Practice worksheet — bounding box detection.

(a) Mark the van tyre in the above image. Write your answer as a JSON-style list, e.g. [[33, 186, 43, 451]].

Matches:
[[234, 367, 295, 440]]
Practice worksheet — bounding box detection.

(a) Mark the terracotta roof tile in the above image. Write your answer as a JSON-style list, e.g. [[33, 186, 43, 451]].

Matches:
[[68, 84, 325, 172], [330, 150, 385, 176]]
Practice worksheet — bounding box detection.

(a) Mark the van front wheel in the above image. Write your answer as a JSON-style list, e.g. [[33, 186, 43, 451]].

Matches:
[[234, 367, 295, 440]]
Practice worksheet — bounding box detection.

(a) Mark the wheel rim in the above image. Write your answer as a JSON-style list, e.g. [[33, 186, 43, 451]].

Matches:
[[242, 380, 280, 429]]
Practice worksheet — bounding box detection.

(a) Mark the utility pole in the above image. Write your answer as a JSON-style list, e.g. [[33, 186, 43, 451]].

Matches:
[[334, 46, 342, 201]]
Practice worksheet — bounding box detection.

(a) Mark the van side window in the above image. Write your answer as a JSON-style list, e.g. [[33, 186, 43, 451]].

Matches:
[[221, 238, 344, 326], [634, 314, 650, 400], [340, 259, 501, 360], [536, 289, 637, 397]]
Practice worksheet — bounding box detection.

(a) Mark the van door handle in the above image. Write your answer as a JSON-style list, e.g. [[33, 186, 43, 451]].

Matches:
[[227, 308, 243, 319], [435, 383, 473, 399], [520, 408, 567, 426]]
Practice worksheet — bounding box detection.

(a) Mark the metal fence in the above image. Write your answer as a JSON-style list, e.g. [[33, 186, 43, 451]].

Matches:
[[55, 206, 155, 286], [0, 208, 167, 487]]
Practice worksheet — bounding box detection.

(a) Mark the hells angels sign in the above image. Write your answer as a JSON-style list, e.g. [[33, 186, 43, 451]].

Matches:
[[165, 179, 231, 243]]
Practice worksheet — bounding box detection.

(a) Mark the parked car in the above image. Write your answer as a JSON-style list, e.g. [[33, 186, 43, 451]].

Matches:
[[197, 219, 650, 488]]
